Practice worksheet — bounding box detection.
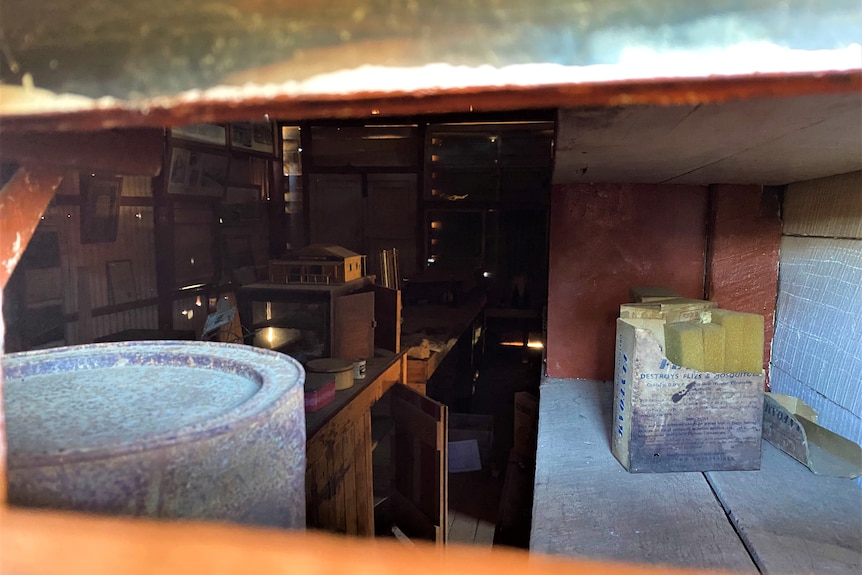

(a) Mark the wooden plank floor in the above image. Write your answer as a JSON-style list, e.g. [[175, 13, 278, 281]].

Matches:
[[531, 379, 758, 573], [706, 443, 862, 574], [448, 509, 495, 546]]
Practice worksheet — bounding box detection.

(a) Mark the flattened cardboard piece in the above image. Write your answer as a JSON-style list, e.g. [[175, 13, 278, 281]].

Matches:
[[448, 439, 482, 473], [763, 393, 862, 478], [201, 306, 237, 338], [620, 318, 668, 353], [613, 318, 764, 473], [766, 393, 818, 422], [450, 413, 494, 469]]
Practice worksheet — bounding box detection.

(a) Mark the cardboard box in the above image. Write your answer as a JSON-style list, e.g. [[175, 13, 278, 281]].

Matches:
[[304, 372, 335, 412], [620, 298, 716, 324], [612, 318, 764, 473], [763, 393, 862, 478], [513, 391, 539, 460]]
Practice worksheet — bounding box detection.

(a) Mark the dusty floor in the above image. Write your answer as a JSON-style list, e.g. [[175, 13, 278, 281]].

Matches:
[[447, 321, 542, 548]]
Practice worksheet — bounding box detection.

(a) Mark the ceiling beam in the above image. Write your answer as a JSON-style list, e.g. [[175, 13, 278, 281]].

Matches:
[[1, 129, 165, 177]]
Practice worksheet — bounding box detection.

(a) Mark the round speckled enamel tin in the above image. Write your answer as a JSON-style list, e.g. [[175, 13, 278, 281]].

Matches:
[[4, 341, 306, 529]]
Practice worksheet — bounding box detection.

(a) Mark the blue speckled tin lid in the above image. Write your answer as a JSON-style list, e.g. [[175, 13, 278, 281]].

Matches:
[[3, 341, 305, 466]]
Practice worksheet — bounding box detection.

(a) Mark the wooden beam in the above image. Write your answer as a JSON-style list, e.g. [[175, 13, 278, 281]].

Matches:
[[0, 165, 63, 505], [1, 71, 859, 134], [1, 128, 165, 176], [0, 289, 4, 505], [0, 167, 63, 289]]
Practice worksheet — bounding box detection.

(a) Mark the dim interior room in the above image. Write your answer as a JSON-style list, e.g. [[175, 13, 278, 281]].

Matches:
[[1, 1, 861, 574]]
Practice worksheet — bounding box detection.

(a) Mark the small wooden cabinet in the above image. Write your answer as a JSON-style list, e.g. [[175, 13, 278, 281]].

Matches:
[[304, 354, 448, 544], [239, 279, 446, 543]]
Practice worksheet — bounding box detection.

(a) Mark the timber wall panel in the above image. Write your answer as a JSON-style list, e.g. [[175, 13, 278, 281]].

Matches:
[[782, 171, 862, 239], [546, 183, 707, 380], [705, 184, 782, 376]]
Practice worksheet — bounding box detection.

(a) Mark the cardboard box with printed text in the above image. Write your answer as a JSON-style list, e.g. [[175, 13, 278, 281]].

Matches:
[[612, 318, 764, 473]]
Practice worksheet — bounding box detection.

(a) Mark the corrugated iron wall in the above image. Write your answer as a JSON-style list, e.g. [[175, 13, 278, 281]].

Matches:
[[770, 170, 862, 487], [53, 173, 158, 343]]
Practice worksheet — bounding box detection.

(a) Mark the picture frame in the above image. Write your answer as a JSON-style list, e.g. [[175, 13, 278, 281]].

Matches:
[[230, 122, 275, 156], [25, 268, 63, 306], [80, 174, 122, 243], [170, 123, 227, 146], [223, 185, 262, 223], [225, 234, 256, 269], [168, 146, 229, 197], [106, 259, 136, 305], [20, 230, 63, 306]]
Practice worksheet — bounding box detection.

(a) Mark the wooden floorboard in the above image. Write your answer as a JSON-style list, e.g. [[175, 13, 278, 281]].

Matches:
[[530, 378, 757, 573], [447, 510, 496, 547], [448, 511, 479, 544], [475, 520, 496, 546], [706, 443, 862, 574]]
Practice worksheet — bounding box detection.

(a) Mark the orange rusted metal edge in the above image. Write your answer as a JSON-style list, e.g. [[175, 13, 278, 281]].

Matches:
[[1, 70, 859, 133], [0, 506, 734, 575]]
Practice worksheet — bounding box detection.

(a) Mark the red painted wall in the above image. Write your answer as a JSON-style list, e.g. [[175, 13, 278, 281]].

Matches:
[[546, 183, 708, 380], [705, 184, 782, 379]]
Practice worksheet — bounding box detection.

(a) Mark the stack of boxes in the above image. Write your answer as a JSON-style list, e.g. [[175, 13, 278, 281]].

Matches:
[[612, 287, 766, 473]]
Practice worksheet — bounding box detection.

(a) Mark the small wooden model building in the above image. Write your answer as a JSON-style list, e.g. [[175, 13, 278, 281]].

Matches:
[[269, 244, 366, 285]]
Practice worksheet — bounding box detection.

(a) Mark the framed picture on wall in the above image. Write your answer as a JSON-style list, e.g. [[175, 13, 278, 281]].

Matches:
[[170, 123, 228, 146], [223, 185, 261, 223], [168, 146, 229, 197], [230, 122, 275, 155], [106, 259, 136, 305], [80, 174, 122, 243]]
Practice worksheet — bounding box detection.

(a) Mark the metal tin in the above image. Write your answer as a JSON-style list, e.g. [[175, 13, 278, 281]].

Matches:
[[306, 357, 354, 391], [4, 341, 307, 528], [353, 359, 367, 380]]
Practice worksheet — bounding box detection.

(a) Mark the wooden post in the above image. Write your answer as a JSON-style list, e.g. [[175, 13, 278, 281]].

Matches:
[[0, 288, 5, 505], [0, 166, 63, 505], [0, 167, 64, 289], [77, 266, 94, 344]]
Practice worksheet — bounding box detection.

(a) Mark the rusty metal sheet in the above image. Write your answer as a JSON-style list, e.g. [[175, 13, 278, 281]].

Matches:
[[0, 1, 859, 130], [2, 1, 859, 99]]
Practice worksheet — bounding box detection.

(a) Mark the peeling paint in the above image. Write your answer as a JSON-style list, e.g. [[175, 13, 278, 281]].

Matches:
[[3, 232, 22, 276]]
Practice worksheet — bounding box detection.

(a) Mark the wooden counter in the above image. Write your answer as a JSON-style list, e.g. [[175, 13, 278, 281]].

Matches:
[[401, 295, 487, 395], [305, 353, 405, 439], [531, 378, 862, 573], [305, 352, 406, 536]]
